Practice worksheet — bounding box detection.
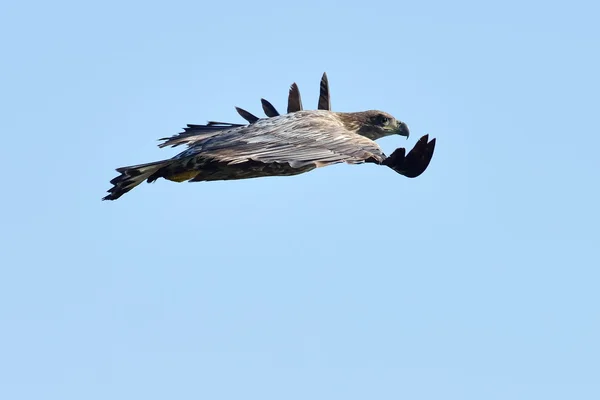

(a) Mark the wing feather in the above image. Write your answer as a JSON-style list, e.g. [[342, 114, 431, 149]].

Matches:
[[261, 98, 280, 117], [159, 122, 245, 148], [318, 72, 331, 110], [176, 111, 384, 169], [287, 83, 303, 113], [235, 107, 259, 123]]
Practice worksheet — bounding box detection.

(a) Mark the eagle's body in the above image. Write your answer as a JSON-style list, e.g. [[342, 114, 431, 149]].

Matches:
[[103, 75, 436, 201], [170, 111, 387, 165]]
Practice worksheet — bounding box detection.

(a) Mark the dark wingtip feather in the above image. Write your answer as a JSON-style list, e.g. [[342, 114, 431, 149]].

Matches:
[[206, 121, 244, 127], [261, 98, 280, 117], [382, 134, 436, 178], [287, 83, 303, 113], [318, 72, 331, 110], [235, 107, 259, 123]]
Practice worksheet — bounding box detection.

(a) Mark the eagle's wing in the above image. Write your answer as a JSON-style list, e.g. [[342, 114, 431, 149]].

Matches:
[[260, 72, 329, 117], [173, 112, 386, 169], [158, 121, 245, 148], [240, 72, 328, 120], [237, 81, 303, 121], [383, 134, 436, 178]]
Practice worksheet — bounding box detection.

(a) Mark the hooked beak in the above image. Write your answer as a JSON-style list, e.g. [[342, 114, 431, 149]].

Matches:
[[396, 121, 410, 139]]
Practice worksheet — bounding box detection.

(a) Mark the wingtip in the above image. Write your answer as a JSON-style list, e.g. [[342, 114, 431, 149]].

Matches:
[[287, 82, 303, 113], [318, 72, 331, 111], [427, 137, 437, 157], [235, 106, 259, 123], [261, 98, 280, 117], [382, 134, 437, 178]]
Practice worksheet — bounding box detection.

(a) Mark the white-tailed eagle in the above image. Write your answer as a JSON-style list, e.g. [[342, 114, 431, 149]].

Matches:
[[103, 73, 436, 200]]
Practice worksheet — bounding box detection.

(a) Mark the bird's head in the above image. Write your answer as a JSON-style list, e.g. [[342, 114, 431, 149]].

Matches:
[[339, 110, 410, 140]]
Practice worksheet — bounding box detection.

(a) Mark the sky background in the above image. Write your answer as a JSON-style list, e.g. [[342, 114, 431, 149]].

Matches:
[[1, 0, 599, 399]]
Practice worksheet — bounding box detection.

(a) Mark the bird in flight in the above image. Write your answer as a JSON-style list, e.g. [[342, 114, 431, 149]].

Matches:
[[103, 73, 436, 201]]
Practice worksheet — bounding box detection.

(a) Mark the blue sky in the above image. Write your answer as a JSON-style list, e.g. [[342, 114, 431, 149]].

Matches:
[[1, 0, 599, 398]]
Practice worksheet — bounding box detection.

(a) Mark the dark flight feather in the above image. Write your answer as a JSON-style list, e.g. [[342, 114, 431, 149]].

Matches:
[[158, 122, 245, 148], [318, 72, 331, 110], [235, 107, 259, 123], [261, 98, 280, 117], [182, 123, 242, 131], [287, 83, 303, 113], [382, 134, 436, 178]]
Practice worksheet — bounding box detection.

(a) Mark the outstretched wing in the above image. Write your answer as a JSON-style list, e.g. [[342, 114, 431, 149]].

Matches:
[[173, 111, 386, 169], [158, 121, 245, 148]]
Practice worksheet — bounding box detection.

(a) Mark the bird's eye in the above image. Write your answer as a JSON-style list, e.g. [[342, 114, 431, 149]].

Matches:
[[370, 115, 390, 126], [377, 115, 390, 126]]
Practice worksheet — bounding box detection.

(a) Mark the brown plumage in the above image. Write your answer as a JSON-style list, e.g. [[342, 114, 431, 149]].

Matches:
[[103, 74, 436, 201]]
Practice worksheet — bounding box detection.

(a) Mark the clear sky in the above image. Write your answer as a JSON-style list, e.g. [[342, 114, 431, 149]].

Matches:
[[1, 0, 599, 399]]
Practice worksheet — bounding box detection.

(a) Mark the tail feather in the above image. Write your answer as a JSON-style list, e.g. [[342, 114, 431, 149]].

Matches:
[[103, 160, 172, 201]]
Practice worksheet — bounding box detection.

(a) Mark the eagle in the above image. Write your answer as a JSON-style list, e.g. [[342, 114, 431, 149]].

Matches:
[[103, 73, 436, 201]]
